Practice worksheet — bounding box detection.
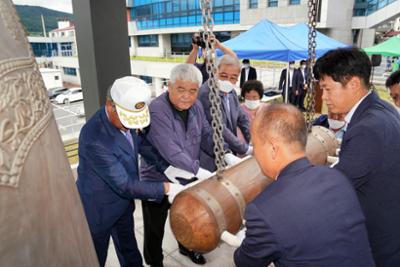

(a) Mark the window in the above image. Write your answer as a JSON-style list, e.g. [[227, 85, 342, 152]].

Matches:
[[249, 0, 257, 9], [139, 75, 153, 84], [30, 42, 58, 57], [60, 42, 73, 56], [131, 0, 240, 30], [289, 0, 300, 5], [63, 67, 77, 76], [137, 35, 159, 47], [268, 0, 278, 7], [171, 33, 192, 53]]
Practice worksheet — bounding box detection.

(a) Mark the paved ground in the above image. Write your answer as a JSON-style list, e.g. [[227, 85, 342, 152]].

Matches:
[[104, 200, 242, 267], [51, 100, 86, 141]]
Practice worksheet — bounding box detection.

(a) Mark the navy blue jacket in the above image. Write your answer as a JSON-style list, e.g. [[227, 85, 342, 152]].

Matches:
[[234, 157, 374, 267], [76, 108, 165, 234], [198, 83, 250, 155], [335, 92, 400, 266]]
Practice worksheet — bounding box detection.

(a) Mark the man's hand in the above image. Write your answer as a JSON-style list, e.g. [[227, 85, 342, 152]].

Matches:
[[164, 166, 195, 183], [214, 38, 221, 49], [166, 183, 185, 203], [245, 145, 253, 156], [224, 153, 243, 166], [195, 167, 213, 180], [220, 228, 246, 247]]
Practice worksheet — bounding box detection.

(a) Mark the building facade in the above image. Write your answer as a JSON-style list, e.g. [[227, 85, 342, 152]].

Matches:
[[29, 1, 399, 93], [126, 0, 399, 92], [29, 21, 81, 86]]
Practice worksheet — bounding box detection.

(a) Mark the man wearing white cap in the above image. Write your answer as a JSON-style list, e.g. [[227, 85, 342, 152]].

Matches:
[[76, 76, 184, 267]]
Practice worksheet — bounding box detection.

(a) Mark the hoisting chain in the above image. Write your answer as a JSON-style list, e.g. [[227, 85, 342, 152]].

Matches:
[[200, 0, 227, 174], [305, 0, 318, 132]]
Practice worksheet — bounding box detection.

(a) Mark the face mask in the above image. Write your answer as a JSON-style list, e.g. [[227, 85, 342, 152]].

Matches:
[[244, 99, 261, 110], [218, 80, 234, 93], [289, 64, 295, 69], [243, 64, 250, 69], [301, 65, 306, 70], [328, 119, 346, 130]]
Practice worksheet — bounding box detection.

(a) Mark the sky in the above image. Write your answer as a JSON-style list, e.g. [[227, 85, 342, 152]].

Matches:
[[12, 0, 73, 13]]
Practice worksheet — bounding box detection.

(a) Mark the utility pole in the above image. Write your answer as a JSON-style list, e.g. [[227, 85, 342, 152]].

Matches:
[[41, 14, 47, 37]]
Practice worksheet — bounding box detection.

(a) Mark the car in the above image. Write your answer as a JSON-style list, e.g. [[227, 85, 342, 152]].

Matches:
[[54, 87, 83, 104], [48, 87, 69, 99]]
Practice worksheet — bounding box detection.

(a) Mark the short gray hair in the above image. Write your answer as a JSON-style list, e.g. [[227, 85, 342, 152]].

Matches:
[[169, 64, 203, 87], [217, 55, 240, 70]]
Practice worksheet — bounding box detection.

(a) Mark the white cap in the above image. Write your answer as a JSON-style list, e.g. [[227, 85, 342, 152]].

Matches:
[[110, 76, 151, 129]]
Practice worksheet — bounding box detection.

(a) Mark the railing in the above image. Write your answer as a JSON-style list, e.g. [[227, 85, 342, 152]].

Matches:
[[64, 138, 79, 165]]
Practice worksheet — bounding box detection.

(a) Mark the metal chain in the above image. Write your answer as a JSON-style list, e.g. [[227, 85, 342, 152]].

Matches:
[[305, 0, 318, 132], [200, 0, 227, 174]]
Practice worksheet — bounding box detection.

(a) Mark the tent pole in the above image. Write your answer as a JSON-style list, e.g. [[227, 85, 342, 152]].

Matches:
[[285, 62, 289, 104]]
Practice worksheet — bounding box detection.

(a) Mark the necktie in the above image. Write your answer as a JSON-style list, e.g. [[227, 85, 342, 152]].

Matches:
[[223, 95, 232, 129], [125, 131, 134, 150]]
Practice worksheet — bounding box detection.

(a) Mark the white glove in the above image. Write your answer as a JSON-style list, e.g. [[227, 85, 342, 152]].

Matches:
[[195, 167, 213, 180], [167, 183, 185, 203], [220, 228, 246, 247], [164, 166, 195, 183], [245, 145, 253, 155], [224, 153, 242, 166]]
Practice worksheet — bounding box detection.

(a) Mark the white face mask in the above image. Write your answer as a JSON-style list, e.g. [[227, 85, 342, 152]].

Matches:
[[328, 119, 346, 130], [244, 99, 261, 110], [218, 80, 234, 93], [289, 64, 295, 69], [301, 65, 306, 70], [243, 64, 250, 69]]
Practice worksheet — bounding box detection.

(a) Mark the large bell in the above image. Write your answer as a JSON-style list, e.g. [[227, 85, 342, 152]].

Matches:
[[170, 126, 338, 252], [0, 1, 98, 266]]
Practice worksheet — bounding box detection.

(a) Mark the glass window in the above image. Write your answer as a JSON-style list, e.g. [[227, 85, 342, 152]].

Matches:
[[60, 42, 73, 57], [131, 0, 240, 30], [137, 35, 159, 47], [289, 0, 300, 5], [63, 67, 77, 76], [30, 42, 58, 57], [268, 0, 278, 7], [139, 75, 153, 84], [249, 0, 258, 9], [171, 33, 192, 53]]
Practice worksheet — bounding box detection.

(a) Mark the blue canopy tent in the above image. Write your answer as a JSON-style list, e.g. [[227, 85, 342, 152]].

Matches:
[[216, 19, 349, 102], [219, 19, 349, 61]]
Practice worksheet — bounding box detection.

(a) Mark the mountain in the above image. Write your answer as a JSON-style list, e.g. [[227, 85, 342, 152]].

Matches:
[[15, 5, 74, 36]]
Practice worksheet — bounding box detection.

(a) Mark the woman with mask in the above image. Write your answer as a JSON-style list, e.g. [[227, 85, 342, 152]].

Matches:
[[237, 80, 267, 143], [313, 111, 346, 141]]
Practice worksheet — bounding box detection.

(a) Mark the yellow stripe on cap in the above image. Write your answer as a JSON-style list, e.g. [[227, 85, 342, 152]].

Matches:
[[114, 101, 146, 113]]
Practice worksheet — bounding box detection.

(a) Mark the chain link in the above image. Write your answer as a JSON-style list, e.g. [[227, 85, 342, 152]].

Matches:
[[305, 0, 318, 132], [200, 0, 227, 174]]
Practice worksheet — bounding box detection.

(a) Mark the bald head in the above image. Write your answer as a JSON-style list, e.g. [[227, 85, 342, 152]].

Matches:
[[254, 104, 307, 150]]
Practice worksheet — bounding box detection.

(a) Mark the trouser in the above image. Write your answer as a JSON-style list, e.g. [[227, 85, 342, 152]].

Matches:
[[298, 89, 306, 109], [142, 197, 171, 265], [282, 87, 293, 103], [290, 91, 298, 106], [91, 203, 143, 267]]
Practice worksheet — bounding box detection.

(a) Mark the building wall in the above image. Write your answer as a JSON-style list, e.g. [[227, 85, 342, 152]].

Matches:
[[240, 0, 308, 25], [40, 69, 63, 89], [52, 56, 81, 85]]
